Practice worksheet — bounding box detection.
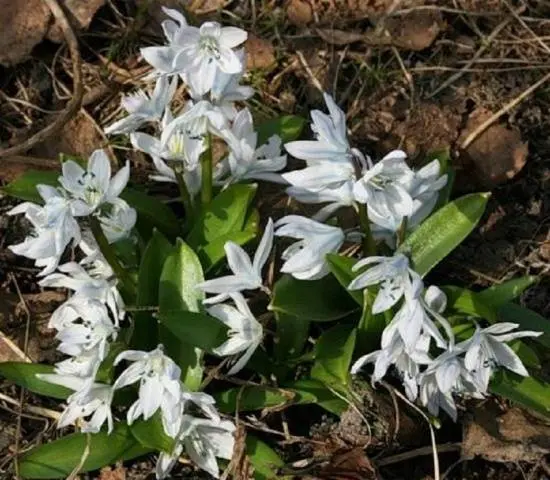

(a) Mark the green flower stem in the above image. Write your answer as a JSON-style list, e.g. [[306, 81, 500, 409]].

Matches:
[[200, 133, 213, 206], [174, 168, 194, 222], [357, 203, 377, 257], [90, 216, 135, 296]]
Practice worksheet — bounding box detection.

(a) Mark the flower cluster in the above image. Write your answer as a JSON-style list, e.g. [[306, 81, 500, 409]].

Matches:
[[348, 253, 541, 420], [5, 6, 544, 480]]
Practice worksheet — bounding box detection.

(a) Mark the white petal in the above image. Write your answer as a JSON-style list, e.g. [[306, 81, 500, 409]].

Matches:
[[252, 218, 274, 275]]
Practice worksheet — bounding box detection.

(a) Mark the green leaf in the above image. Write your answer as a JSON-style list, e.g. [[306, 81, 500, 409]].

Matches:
[[157, 310, 226, 352], [130, 412, 176, 453], [357, 290, 388, 354], [326, 254, 363, 305], [159, 239, 205, 390], [19, 422, 151, 478], [497, 303, 550, 350], [196, 208, 259, 272], [398, 193, 490, 276], [131, 230, 173, 351], [274, 312, 310, 365], [490, 371, 550, 418], [256, 115, 305, 144], [476, 276, 538, 308], [94, 341, 127, 384], [270, 274, 359, 322], [443, 286, 499, 322], [214, 385, 309, 413], [246, 435, 285, 480], [284, 379, 347, 416], [311, 324, 356, 393], [1, 170, 181, 239], [186, 183, 257, 249], [0, 363, 71, 400]]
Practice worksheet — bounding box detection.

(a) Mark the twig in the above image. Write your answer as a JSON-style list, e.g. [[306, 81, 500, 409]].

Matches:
[[460, 71, 550, 150], [377, 443, 461, 467], [503, 0, 550, 55], [296, 51, 324, 93], [381, 381, 441, 480], [0, 0, 83, 158], [0, 392, 61, 420], [0, 330, 32, 363], [427, 7, 523, 98]]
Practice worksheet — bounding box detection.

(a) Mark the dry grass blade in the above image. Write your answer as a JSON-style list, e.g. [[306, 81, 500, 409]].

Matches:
[[0, 0, 83, 158], [460, 71, 550, 150]]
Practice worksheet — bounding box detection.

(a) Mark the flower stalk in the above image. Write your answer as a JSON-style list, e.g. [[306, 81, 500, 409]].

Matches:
[[357, 203, 377, 257], [174, 167, 194, 222], [200, 133, 213, 206]]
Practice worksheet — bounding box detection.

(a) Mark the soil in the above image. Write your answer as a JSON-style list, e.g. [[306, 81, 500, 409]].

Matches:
[[0, 0, 549, 478]]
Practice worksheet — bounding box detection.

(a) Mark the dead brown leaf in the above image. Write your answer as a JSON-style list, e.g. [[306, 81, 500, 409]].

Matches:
[[462, 406, 550, 463], [31, 111, 104, 160], [285, 0, 313, 26], [0, 0, 105, 66], [99, 465, 126, 480], [186, 0, 229, 14], [314, 447, 378, 480], [458, 107, 528, 188], [381, 10, 444, 51], [246, 34, 276, 71], [0, 0, 51, 66], [47, 0, 106, 42], [315, 29, 366, 46]]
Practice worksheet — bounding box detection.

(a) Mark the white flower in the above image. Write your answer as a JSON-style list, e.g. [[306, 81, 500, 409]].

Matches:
[[174, 22, 247, 94], [113, 346, 182, 425], [104, 76, 177, 134], [59, 150, 130, 216], [53, 299, 117, 360], [380, 277, 451, 352], [53, 348, 103, 378], [458, 323, 541, 393], [274, 215, 345, 280], [353, 150, 414, 227], [286, 181, 355, 222], [285, 93, 351, 165], [40, 260, 125, 321], [181, 416, 235, 479], [98, 198, 137, 244], [418, 349, 481, 421], [156, 416, 235, 480], [131, 109, 206, 174], [348, 253, 415, 313], [352, 334, 432, 401], [164, 99, 230, 140], [405, 159, 448, 228], [208, 293, 263, 375], [216, 109, 286, 185], [197, 218, 273, 304], [8, 188, 80, 276], [38, 375, 114, 433]]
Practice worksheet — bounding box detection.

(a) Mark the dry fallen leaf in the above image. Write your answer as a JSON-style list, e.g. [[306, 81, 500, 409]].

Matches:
[[246, 34, 276, 71], [381, 10, 444, 51], [285, 0, 313, 26], [462, 406, 550, 463], [0, 0, 106, 66], [458, 107, 528, 188], [99, 465, 126, 480]]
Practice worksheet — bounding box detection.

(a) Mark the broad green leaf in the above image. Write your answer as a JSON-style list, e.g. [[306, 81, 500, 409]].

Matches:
[[19, 422, 151, 478], [274, 312, 310, 365], [94, 341, 127, 384], [1, 170, 181, 239], [0, 363, 70, 400], [476, 276, 538, 308], [270, 274, 359, 322], [284, 379, 347, 416], [214, 385, 311, 413], [245, 436, 285, 480], [326, 254, 363, 305], [490, 371, 550, 418], [498, 303, 550, 350], [157, 310, 226, 352], [398, 193, 490, 276], [130, 412, 175, 453], [256, 115, 305, 144], [311, 324, 356, 393], [196, 208, 259, 272], [357, 290, 388, 354], [510, 340, 540, 370], [131, 230, 173, 351], [186, 183, 257, 249], [443, 286, 498, 322], [159, 239, 205, 390]]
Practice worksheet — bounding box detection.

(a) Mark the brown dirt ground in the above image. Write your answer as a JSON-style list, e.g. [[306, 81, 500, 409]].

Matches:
[[1, 0, 550, 478]]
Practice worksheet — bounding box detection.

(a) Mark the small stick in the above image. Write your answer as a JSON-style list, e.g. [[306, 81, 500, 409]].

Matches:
[[296, 51, 324, 93], [377, 443, 461, 467], [0, 0, 83, 158], [460, 71, 550, 150]]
